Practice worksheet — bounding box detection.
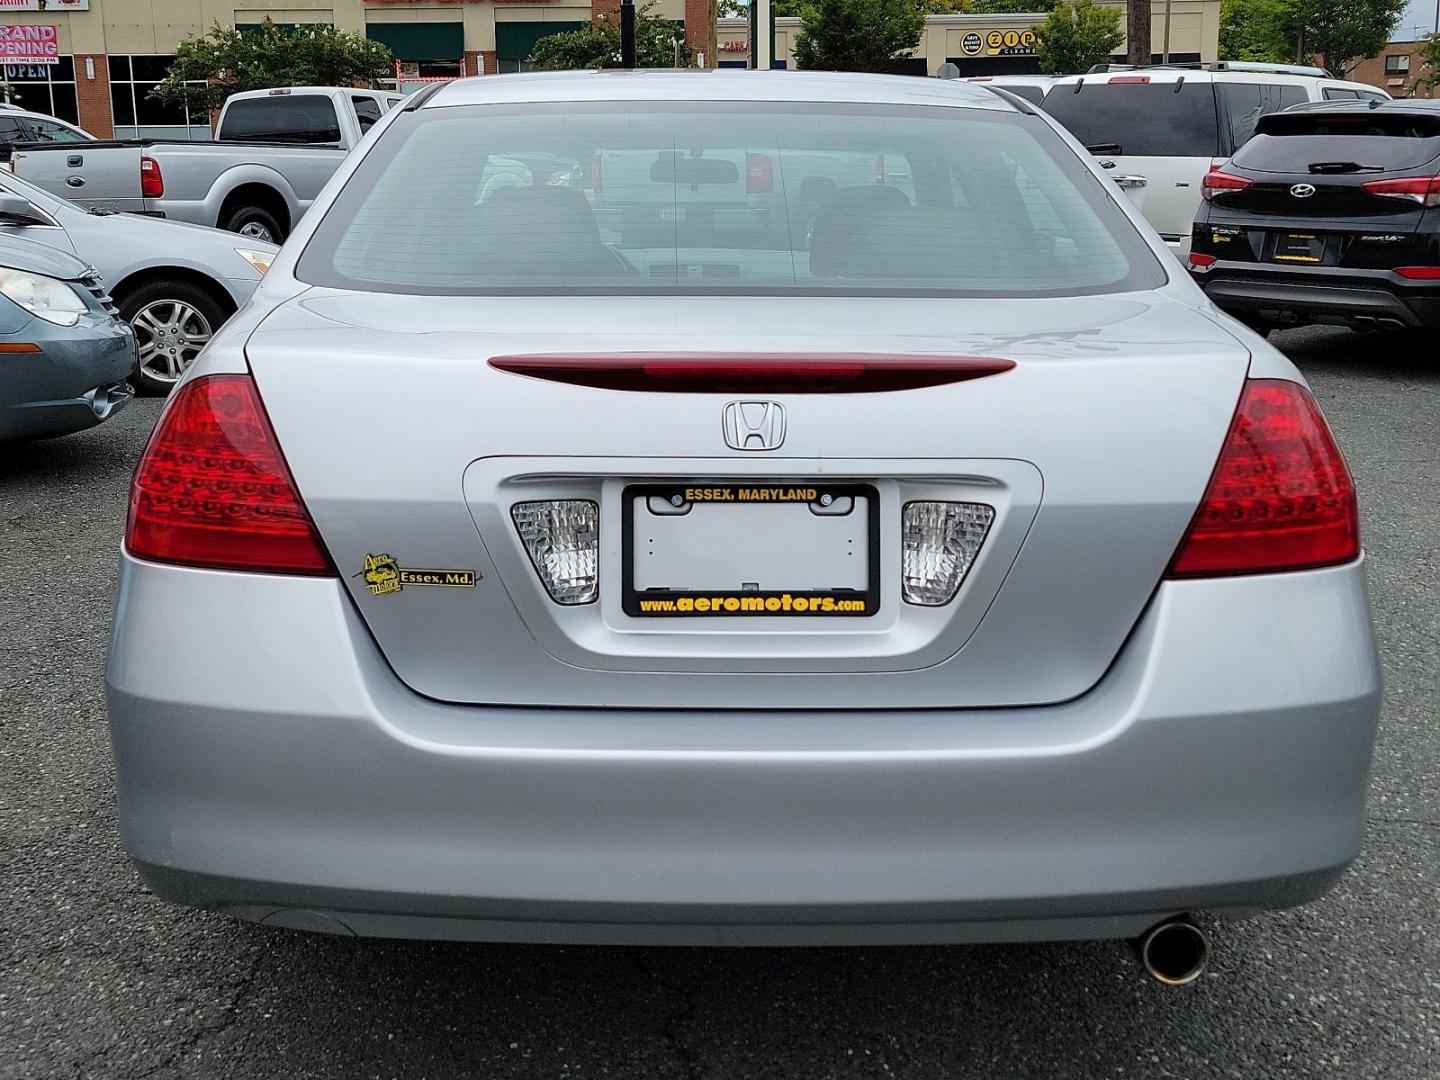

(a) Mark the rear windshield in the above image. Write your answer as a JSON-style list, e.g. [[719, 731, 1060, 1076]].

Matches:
[[1240, 112, 1440, 172], [220, 96, 341, 144], [1042, 81, 1220, 157], [296, 101, 1162, 297]]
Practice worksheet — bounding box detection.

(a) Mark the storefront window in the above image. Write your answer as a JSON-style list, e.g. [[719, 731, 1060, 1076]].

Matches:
[[109, 55, 210, 140], [1, 57, 79, 124]]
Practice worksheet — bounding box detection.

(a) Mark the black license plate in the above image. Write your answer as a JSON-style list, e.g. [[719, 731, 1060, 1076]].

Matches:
[[622, 483, 880, 618]]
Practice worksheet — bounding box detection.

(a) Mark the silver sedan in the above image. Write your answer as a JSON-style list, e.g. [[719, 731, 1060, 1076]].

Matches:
[[105, 72, 1379, 983], [0, 170, 275, 394]]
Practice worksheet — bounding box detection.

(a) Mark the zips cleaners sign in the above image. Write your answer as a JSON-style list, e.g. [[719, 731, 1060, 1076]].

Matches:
[[0, 24, 59, 63]]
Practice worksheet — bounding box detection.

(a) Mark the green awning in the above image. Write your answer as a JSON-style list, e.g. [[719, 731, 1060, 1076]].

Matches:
[[366, 22, 464, 62], [495, 21, 586, 62]]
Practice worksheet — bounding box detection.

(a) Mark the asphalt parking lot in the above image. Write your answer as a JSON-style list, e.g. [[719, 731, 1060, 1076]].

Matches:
[[2, 324, 1436, 1080]]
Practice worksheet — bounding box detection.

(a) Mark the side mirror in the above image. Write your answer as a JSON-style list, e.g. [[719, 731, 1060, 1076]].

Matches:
[[0, 192, 42, 225]]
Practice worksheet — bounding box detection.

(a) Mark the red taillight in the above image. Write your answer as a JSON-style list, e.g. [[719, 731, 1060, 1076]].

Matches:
[[126, 374, 334, 575], [1201, 167, 1251, 201], [1108, 75, 1150, 84], [140, 156, 163, 198], [1395, 265, 1440, 279], [1187, 252, 1217, 269], [487, 354, 1016, 393], [1361, 175, 1440, 207], [1167, 379, 1358, 578], [745, 152, 773, 194]]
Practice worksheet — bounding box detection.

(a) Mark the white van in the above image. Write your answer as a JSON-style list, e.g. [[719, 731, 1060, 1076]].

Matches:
[[1041, 63, 1389, 257]]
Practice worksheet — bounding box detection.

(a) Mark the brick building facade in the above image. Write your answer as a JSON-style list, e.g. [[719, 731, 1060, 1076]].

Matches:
[[1349, 41, 1438, 99]]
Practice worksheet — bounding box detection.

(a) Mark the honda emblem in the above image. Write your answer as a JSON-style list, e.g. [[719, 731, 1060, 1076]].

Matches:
[[722, 401, 786, 451]]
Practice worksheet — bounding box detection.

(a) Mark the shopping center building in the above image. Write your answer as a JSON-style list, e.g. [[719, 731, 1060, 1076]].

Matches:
[[0, 0, 1218, 140], [718, 2, 1220, 74]]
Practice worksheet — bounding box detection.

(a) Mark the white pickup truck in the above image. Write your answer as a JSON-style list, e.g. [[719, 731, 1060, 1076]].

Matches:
[[12, 86, 402, 242]]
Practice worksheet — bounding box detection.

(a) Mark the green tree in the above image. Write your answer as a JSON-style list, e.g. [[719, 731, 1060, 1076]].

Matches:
[[1411, 32, 1440, 95], [792, 0, 925, 73], [970, 0, 1055, 11], [1219, 0, 1297, 63], [528, 7, 693, 69], [1295, 0, 1405, 77], [153, 19, 391, 114], [1032, 0, 1123, 74]]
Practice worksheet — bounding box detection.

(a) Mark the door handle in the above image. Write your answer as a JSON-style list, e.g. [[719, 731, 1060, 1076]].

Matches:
[[1111, 175, 1148, 190]]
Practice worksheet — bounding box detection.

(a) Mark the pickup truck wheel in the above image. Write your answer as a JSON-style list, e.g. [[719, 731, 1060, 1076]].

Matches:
[[120, 281, 224, 395], [223, 205, 283, 244]]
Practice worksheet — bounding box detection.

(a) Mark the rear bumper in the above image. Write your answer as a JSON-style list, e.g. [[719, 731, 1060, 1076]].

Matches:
[[1192, 262, 1440, 327], [105, 556, 1381, 945]]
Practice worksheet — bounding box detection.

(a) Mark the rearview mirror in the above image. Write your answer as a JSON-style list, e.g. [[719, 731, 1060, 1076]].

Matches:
[[0, 192, 43, 225]]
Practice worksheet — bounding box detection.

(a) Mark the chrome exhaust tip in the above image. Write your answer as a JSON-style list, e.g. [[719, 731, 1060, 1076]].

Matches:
[[1137, 917, 1210, 987]]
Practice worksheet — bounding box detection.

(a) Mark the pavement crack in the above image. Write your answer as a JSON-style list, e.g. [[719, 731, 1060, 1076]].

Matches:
[[130, 943, 265, 1080], [635, 949, 702, 1080]]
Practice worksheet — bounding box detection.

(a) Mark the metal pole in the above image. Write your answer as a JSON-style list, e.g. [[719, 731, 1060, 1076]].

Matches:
[[620, 0, 637, 69], [1161, 0, 1172, 63]]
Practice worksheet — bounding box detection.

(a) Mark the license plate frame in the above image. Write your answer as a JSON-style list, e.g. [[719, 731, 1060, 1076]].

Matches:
[[1271, 231, 1327, 264], [622, 482, 881, 618]]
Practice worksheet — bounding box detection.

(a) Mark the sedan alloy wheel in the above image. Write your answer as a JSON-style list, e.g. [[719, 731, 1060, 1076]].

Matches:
[[131, 299, 213, 386]]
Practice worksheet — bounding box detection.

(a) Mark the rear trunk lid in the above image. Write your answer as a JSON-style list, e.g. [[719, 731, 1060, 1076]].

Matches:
[[246, 291, 1251, 709]]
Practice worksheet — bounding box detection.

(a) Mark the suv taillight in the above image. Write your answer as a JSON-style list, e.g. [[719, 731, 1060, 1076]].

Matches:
[[1166, 379, 1358, 578], [126, 374, 334, 575], [1362, 175, 1440, 207], [745, 153, 773, 194], [1201, 166, 1252, 201], [140, 156, 163, 198]]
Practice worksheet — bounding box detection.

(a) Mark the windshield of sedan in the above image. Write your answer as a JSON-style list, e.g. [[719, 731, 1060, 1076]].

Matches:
[[297, 101, 1163, 297]]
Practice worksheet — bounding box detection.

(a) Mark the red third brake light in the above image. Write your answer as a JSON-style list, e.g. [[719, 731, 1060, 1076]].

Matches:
[[140, 156, 163, 198], [126, 374, 334, 575], [488, 354, 1016, 393], [1201, 167, 1252, 201], [1167, 379, 1358, 578]]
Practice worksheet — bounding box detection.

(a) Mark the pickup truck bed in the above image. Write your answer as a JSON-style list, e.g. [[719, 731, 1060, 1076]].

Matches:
[[12, 86, 399, 241]]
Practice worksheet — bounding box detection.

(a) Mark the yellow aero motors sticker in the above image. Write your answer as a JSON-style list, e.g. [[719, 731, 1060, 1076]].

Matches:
[[358, 553, 477, 597]]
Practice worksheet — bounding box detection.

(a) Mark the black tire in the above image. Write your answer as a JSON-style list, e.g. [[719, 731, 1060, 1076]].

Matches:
[[221, 203, 285, 243], [117, 279, 228, 396]]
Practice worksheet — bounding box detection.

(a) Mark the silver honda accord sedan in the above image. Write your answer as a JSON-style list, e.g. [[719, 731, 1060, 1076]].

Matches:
[[106, 71, 1379, 976]]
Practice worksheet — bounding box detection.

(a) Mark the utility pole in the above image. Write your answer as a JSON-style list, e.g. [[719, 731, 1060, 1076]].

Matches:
[[1127, 0, 1152, 66], [1161, 0, 1172, 63], [620, 0, 637, 69]]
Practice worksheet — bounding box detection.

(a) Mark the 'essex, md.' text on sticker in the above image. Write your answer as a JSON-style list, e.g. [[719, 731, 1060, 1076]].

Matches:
[[359, 553, 477, 596]]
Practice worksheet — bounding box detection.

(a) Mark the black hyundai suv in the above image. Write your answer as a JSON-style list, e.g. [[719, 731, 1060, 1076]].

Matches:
[[1188, 99, 1440, 332]]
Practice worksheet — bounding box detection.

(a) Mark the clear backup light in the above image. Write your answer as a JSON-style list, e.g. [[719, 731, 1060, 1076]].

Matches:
[[901, 501, 995, 606], [511, 500, 599, 605]]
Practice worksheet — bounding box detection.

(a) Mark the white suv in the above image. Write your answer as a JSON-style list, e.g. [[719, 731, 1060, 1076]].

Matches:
[[1041, 63, 1388, 257]]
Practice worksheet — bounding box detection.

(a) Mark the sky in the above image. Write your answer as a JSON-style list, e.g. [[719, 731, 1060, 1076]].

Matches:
[[1398, 0, 1440, 41]]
